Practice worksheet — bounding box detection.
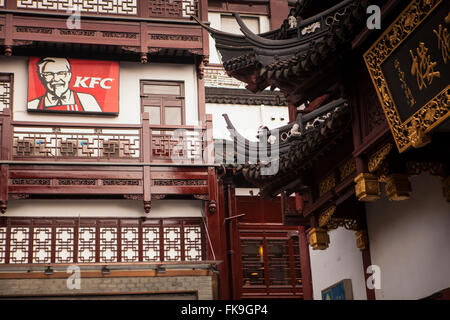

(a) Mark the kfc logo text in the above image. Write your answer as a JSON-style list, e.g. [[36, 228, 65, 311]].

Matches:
[[73, 77, 114, 89]]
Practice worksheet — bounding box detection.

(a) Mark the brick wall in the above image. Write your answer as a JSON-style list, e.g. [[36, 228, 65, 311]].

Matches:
[[0, 275, 215, 299]]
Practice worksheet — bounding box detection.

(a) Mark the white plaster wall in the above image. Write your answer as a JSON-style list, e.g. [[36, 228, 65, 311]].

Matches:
[[0, 56, 199, 125], [309, 227, 368, 300], [235, 188, 260, 196], [206, 103, 288, 141], [208, 12, 222, 65], [365, 173, 450, 300], [207, 12, 270, 65], [5, 199, 203, 218]]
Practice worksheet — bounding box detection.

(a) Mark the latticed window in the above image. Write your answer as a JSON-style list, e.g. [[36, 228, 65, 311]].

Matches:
[[241, 236, 302, 289], [0, 73, 12, 112], [0, 218, 205, 264]]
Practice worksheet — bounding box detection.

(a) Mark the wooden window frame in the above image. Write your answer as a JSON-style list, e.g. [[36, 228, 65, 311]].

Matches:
[[140, 80, 185, 125], [0, 73, 14, 113]]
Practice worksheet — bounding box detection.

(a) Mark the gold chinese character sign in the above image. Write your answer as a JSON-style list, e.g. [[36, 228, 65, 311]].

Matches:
[[364, 0, 449, 153]]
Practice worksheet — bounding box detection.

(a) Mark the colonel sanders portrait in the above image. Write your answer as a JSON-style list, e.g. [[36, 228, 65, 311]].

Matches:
[[28, 57, 102, 112]]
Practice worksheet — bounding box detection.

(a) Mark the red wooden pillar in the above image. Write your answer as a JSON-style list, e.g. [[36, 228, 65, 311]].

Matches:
[[299, 225, 313, 300], [0, 108, 12, 213], [206, 167, 229, 299], [142, 112, 151, 213], [360, 211, 376, 300]]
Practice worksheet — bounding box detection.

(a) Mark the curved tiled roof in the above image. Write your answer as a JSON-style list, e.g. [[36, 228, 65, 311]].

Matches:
[[215, 98, 351, 197]]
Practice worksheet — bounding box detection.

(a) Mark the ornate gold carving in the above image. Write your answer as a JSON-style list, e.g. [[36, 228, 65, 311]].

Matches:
[[368, 143, 393, 173], [339, 158, 356, 180], [408, 119, 432, 148], [354, 173, 381, 202], [385, 174, 412, 201], [355, 230, 369, 251], [394, 59, 416, 106], [406, 161, 446, 176], [319, 174, 335, 197], [442, 176, 450, 202], [363, 0, 449, 153], [410, 42, 441, 90], [327, 218, 359, 231], [308, 228, 330, 250], [433, 21, 449, 63], [318, 205, 336, 227]]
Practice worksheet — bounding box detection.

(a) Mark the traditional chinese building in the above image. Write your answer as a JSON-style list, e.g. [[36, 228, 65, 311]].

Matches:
[[200, 0, 450, 300], [204, 1, 317, 300], [0, 0, 226, 299]]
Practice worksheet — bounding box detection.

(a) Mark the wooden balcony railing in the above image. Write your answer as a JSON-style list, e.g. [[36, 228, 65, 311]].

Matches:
[[0, 110, 214, 165], [1, 0, 204, 20]]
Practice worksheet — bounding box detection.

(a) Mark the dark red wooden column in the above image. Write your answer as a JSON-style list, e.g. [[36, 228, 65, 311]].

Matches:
[[206, 167, 229, 299], [142, 112, 151, 213], [0, 108, 12, 213], [299, 226, 313, 300]]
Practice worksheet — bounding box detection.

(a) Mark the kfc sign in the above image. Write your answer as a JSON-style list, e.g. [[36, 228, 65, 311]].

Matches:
[[28, 57, 119, 114]]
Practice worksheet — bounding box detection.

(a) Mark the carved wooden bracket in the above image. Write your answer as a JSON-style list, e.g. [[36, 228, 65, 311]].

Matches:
[[354, 173, 381, 202], [208, 200, 217, 214], [0, 201, 7, 214], [140, 53, 148, 64], [355, 230, 369, 251], [4, 46, 12, 56], [385, 174, 411, 201], [144, 201, 151, 214], [308, 227, 330, 250], [193, 194, 208, 201]]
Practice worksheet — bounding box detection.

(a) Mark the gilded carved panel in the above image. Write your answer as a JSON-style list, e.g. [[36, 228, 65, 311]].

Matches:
[[363, 0, 450, 153]]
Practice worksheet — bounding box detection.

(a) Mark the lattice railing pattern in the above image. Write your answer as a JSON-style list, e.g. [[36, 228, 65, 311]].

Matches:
[[151, 128, 204, 162], [163, 226, 181, 261], [56, 227, 74, 263], [0, 218, 205, 264], [121, 227, 139, 262], [13, 127, 140, 160], [184, 226, 202, 261], [33, 227, 52, 263], [16, 0, 138, 15], [9, 227, 30, 264], [143, 226, 160, 262], [0, 228, 6, 264], [148, 0, 198, 18], [0, 75, 12, 112]]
